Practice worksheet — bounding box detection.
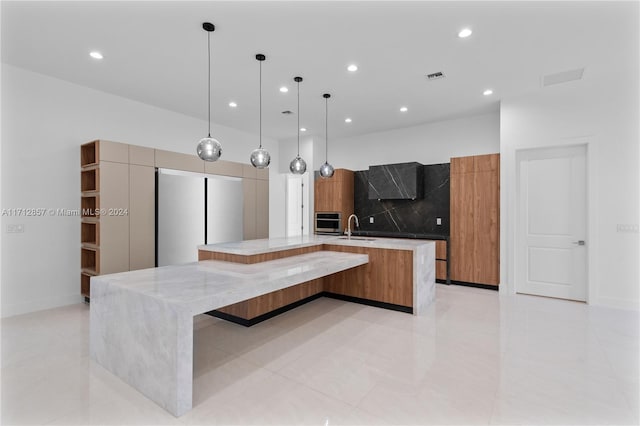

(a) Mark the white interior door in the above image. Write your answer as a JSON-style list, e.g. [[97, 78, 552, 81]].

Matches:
[[285, 174, 309, 237], [516, 145, 587, 301]]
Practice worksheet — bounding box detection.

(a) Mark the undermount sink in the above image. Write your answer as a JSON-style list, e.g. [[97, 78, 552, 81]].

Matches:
[[338, 237, 377, 241]]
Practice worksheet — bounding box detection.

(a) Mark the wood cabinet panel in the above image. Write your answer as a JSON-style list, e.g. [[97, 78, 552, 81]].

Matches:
[[129, 164, 155, 271], [216, 279, 324, 320], [129, 145, 154, 166], [436, 260, 447, 281], [314, 169, 354, 232], [204, 160, 243, 177], [99, 140, 129, 164], [473, 168, 500, 285], [450, 153, 499, 285], [435, 240, 447, 260], [450, 170, 475, 282], [256, 179, 269, 239], [243, 178, 257, 240], [256, 168, 269, 181], [474, 153, 500, 172], [199, 245, 322, 264], [155, 149, 204, 173], [451, 156, 474, 174], [99, 161, 130, 274], [323, 245, 412, 307]]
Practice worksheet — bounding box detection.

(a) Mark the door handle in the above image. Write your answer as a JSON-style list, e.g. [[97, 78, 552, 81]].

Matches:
[[572, 240, 586, 246]]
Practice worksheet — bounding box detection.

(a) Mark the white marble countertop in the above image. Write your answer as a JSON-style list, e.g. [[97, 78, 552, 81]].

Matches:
[[92, 251, 368, 316], [199, 235, 435, 255]]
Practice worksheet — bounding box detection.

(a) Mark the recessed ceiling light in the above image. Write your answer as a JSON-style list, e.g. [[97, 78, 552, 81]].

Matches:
[[89, 51, 103, 60], [458, 28, 472, 38], [483, 89, 493, 96], [400, 106, 408, 112], [300, 128, 307, 132], [347, 64, 358, 72], [228, 101, 237, 108], [279, 86, 289, 93], [345, 118, 352, 123]]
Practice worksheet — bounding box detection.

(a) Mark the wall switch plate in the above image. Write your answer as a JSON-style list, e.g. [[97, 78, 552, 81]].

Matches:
[[7, 224, 24, 233], [369, 217, 374, 224], [436, 218, 442, 225]]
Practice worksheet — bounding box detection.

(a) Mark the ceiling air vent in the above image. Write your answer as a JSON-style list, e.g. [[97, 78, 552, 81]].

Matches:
[[426, 71, 445, 81], [543, 68, 584, 87]]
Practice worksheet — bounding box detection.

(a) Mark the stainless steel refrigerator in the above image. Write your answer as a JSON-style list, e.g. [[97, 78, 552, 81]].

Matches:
[[156, 168, 243, 266]]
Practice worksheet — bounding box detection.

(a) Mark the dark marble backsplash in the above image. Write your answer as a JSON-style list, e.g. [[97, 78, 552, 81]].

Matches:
[[354, 163, 450, 236], [368, 162, 423, 200]]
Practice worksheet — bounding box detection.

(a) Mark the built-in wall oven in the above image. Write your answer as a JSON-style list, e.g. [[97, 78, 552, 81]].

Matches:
[[315, 212, 342, 235]]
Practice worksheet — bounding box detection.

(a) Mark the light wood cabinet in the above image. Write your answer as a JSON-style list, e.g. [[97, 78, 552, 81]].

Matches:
[[81, 140, 270, 297], [435, 240, 448, 282], [129, 164, 155, 271], [256, 179, 269, 239], [314, 168, 354, 233], [80, 140, 132, 297], [450, 153, 500, 286]]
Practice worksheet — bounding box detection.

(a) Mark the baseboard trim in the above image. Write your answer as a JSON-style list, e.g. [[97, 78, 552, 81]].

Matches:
[[322, 292, 413, 314], [206, 291, 413, 327], [450, 280, 499, 291], [205, 292, 324, 327]]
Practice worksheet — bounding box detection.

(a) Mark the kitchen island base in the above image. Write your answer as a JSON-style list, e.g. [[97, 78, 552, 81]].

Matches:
[[90, 236, 435, 417]]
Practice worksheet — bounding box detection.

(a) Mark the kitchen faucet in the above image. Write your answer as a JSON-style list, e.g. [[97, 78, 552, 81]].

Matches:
[[346, 214, 359, 239]]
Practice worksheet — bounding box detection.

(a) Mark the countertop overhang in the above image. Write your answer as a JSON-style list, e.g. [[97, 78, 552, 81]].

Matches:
[[198, 234, 437, 256]]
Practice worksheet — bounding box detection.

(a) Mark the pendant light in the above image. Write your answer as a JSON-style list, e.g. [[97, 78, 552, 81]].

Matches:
[[289, 76, 307, 174], [319, 93, 335, 178], [196, 22, 222, 162], [250, 54, 271, 168]]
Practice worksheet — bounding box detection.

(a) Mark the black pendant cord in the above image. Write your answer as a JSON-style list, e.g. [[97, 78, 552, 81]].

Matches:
[[207, 30, 211, 138], [296, 80, 300, 156], [259, 59, 262, 149], [325, 97, 329, 162]]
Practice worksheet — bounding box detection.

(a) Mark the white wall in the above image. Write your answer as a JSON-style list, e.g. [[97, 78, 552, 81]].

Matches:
[[325, 112, 500, 171], [0, 64, 285, 317], [500, 73, 639, 309]]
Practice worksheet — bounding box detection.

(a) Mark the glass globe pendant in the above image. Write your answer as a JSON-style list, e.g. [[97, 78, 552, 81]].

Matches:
[[197, 137, 222, 161], [197, 22, 222, 162], [250, 147, 271, 168], [319, 93, 335, 178], [289, 76, 307, 175], [290, 156, 307, 174], [319, 161, 334, 178], [250, 54, 270, 168]]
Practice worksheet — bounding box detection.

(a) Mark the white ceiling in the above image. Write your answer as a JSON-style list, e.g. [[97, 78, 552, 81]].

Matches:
[[2, 1, 638, 141]]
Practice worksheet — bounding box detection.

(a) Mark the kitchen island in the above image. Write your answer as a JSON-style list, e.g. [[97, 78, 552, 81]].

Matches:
[[90, 235, 435, 416], [199, 235, 436, 321]]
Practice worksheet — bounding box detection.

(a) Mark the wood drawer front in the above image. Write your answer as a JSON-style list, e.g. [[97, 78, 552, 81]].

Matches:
[[435, 240, 447, 260], [436, 260, 447, 281]]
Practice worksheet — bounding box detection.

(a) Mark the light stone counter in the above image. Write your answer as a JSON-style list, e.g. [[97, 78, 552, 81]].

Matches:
[[198, 234, 336, 255], [90, 250, 368, 417]]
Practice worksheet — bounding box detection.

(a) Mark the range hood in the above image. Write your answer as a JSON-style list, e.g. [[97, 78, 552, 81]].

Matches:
[[368, 162, 424, 200]]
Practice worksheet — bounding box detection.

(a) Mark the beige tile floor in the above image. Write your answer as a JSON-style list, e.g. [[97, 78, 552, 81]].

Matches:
[[1, 285, 638, 425]]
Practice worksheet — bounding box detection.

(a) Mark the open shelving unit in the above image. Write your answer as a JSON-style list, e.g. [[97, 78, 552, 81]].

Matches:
[[80, 140, 100, 298]]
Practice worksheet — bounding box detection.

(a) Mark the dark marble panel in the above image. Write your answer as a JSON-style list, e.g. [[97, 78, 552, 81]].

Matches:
[[368, 162, 423, 200], [354, 163, 449, 237]]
